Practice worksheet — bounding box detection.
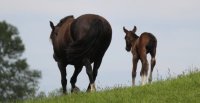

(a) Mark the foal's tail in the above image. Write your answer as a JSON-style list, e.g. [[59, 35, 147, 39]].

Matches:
[[65, 19, 106, 62]]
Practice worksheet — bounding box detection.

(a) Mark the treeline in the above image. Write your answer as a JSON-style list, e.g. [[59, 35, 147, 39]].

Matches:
[[0, 21, 41, 102]]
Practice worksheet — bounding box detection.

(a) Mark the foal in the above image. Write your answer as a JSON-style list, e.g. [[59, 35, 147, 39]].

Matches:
[[123, 26, 157, 86]]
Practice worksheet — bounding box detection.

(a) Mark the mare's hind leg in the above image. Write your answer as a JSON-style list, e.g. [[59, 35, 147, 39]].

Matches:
[[58, 62, 67, 94], [140, 49, 149, 86], [87, 57, 103, 91], [149, 48, 156, 83], [83, 58, 96, 92], [132, 54, 139, 86], [70, 65, 83, 93]]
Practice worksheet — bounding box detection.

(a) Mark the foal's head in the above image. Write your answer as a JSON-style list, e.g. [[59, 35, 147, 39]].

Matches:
[[123, 26, 139, 52]]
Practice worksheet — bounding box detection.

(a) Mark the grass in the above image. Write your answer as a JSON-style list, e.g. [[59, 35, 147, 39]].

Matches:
[[22, 70, 200, 103]]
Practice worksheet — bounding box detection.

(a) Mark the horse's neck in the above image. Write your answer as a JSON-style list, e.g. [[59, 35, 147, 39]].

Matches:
[[131, 38, 139, 53], [131, 37, 139, 47]]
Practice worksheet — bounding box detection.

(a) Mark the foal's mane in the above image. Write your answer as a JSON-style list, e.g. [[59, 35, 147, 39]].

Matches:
[[57, 15, 74, 27]]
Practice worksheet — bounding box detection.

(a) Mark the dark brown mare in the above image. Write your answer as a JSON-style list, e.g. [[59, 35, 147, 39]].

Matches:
[[123, 26, 157, 86], [49, 14, 112, 93]]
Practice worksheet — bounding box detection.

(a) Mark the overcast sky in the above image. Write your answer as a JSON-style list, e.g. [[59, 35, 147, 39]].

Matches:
[[1, 0, 200, 93]]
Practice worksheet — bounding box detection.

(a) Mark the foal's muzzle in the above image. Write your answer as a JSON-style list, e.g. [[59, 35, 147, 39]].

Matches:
[[126, 46, 131, 52]]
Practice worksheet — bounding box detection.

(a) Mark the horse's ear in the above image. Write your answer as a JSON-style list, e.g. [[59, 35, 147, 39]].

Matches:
[[50, 21, 55, 30], [123, 26, 128, 33], [132, 26, 137, 33]]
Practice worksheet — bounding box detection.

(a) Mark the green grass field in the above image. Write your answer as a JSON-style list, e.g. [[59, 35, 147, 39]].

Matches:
[[23, 70, 200, 103]]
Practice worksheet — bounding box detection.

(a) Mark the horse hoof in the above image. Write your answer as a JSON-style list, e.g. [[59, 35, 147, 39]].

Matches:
[[90, 83, 96, 92], [91, 89, 96, 92], [148, 76, 153, 83], [62, 92, 67, 95], [148, 78, 152, 83], [86, 89, 96, 92], [71, 87, 80, 93], [86, 88, 93, 92]]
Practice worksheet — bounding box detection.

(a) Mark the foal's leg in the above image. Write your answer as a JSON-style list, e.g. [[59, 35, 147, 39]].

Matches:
[[132, 54, 139, 86], [83, 58, 96, 92], [149, 48, 156, 83], [58, 62, 67, 94], [140, 50, 149, 86], [70, 65, 83, 93]]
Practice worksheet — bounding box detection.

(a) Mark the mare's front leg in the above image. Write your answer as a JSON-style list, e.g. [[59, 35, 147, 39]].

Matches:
[[83, 58, 96, 92], [70, 65, 83, 93], [58, 62, 67, 94]]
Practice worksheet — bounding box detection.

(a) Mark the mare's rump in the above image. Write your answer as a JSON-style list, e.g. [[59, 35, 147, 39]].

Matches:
[[66, 14, 112, 63]]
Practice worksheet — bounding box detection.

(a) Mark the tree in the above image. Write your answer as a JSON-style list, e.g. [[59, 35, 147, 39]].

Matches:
[[0, 21, 41, 101]]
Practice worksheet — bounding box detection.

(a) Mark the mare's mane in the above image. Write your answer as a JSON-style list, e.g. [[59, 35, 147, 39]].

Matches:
[[57, 15, 74, 27]]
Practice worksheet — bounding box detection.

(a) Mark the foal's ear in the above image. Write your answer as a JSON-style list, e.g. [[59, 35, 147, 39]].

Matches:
[[123, 26, 128, 33], [50, 21, 55, 30], [132, 26, 137, 33]]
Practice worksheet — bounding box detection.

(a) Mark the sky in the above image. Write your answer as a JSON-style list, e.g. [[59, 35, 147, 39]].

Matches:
[[1, 0, 200, 93]]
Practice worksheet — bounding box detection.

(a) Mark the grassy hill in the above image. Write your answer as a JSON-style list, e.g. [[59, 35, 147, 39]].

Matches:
[[23, 70, 200, 103]]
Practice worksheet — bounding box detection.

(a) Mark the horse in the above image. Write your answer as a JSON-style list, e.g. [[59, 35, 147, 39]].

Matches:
[[123, 26, 157, 86], [49, 14, 112, 93]]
